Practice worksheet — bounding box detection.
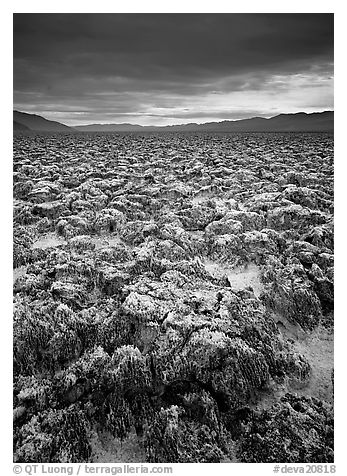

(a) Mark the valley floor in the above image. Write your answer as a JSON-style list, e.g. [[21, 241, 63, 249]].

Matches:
[[13, 132, 334, 463]]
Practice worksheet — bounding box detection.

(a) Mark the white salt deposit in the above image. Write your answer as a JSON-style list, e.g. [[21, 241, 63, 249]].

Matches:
[[13, 265, 27, 282], [204, 260, 263, 297], [32, 233, 65, 249]]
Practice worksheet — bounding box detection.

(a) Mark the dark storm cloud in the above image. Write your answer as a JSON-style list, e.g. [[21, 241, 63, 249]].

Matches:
[[13, 13, 333, 125]]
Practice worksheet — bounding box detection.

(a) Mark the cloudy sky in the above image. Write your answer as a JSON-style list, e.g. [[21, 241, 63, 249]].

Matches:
[[13, 13, 333, 126]]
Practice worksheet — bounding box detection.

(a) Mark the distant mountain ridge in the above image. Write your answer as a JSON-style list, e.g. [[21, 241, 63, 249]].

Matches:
[[14, 110, 333, 133], [14, 110, 74, 132], [73, 111, 334, 132]]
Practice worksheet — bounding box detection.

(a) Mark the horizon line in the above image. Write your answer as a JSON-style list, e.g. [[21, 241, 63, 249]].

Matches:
[[14, 108, 334, 128]]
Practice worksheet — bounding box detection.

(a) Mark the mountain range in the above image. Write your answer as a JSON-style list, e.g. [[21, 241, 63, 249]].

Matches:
[[14, 110, 334, 133], [14, 111, 74, 132]]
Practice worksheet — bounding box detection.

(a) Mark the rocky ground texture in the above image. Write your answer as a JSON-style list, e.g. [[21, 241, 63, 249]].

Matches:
[[13, 132, 333, 463]]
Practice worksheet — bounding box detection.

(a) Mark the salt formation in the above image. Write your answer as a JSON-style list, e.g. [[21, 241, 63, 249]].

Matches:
[[13, 132, 333, 462]]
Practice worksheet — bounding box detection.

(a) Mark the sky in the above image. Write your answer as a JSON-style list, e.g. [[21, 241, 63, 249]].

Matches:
[[13, 13, 334, 126]]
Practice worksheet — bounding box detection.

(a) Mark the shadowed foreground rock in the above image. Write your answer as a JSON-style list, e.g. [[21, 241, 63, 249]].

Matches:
[[238, 394, 334, 463]]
